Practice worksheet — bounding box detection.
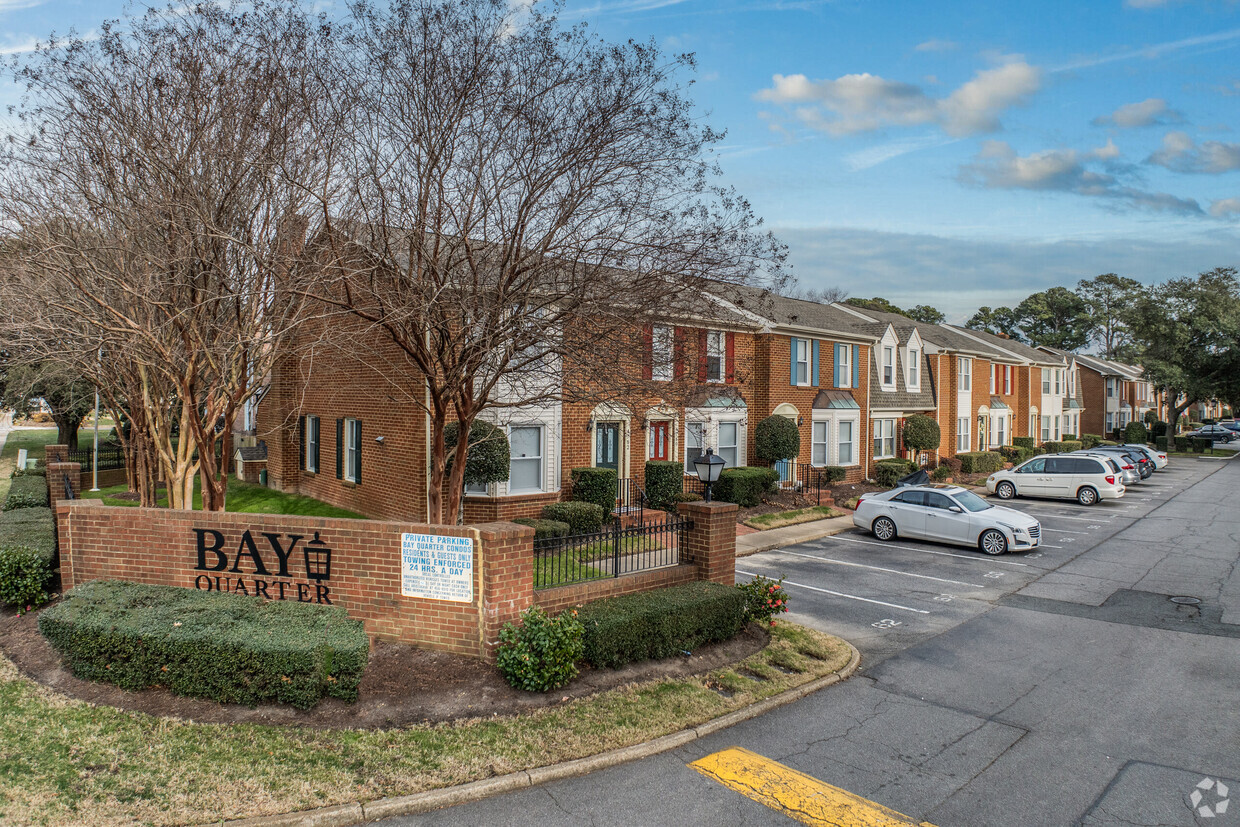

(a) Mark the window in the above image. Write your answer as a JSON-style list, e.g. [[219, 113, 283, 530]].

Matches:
[[648, 420, 670, 461], [1017, 457, 1046, 474], [718, 421, 739, 468], [1062, 415, 1071, 436], [1106, 379, 1115, 398], [1054, 370, 1061, 395], [792, 338, 810, 386], [989, 364, 996, 394], [893, 490, 926, 505], [1073, 414, 1079, 434], [1053, 416, 1060, 440], [957, 417, 970, 452], [907, 349, 919, 387], [1042, 371, 1051, 394], [925, 492, 954, 510], [839, 420, 855, 464], [651, 326, 673, 382], [705, 331, 724, 382], [685, 422, 705, 473], [343, 418, 361, 483], [508, 425, 544, 492], [958, 358, 971, 391], [1106, 412, 1115, 431], [837, 344, 852, 388], [812, 421, 828, 466], [996, 416, 1006, 446], [1004, 366, 1012, 395], [1069, 371, 1076, 397], [882, 346, 895, 386], [873, 419, 895, 459], [1041, 416, 1050, 442], [304, 415, 320, 473]]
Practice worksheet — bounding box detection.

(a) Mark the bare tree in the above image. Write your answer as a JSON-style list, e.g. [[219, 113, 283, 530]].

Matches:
[[297, 0, 784, 523], [788, 285, 849, 305], [0, 1, 337, 509]]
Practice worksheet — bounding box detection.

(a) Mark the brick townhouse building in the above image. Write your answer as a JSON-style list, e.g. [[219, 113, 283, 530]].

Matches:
[[1068, 352, 1150, 436]]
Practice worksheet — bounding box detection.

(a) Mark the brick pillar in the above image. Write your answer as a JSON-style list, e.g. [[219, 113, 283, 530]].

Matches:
[[45, 444, 69, 464], [47, 461, 82, 508], [677, 500, 738, 586], [479, 522, 536, 661]]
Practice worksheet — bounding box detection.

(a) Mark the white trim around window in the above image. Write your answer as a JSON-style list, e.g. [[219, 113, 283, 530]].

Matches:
[[882, 346, 895, 388], [811, 414, 860, 467], [873, 418, 896, 459], [792, 337, 810, 386], [344, 418, 361, 483], [957, 417, 970, 452], [507, 424, 545, 493], [906, 347, 919, 390], [705, 330, 725, 383], [837, 344, 852, 389], [651, 325, 673, 382], [958, 357, 971, 392], [305, 415, 320, 473]]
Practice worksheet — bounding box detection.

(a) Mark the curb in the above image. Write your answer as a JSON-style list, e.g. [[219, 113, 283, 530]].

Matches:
[[736, 516, 854, 557], [225, 642, 861, 827]]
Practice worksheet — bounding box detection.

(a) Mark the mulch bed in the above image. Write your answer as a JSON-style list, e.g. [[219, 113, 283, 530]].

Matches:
[[0, 601, 768, 731]]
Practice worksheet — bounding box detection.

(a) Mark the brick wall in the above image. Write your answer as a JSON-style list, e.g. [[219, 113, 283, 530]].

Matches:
[[1079, 368, 1106, 436]]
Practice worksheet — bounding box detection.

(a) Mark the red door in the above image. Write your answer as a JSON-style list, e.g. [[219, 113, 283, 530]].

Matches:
[[649, 421, 670, 461]]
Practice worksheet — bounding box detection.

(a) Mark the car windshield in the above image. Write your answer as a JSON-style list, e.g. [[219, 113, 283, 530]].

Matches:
[[952, 490, 992, 512]]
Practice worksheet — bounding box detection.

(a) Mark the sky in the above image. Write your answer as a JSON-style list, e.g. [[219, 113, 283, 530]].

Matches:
[[3, 0, 1240, 321]]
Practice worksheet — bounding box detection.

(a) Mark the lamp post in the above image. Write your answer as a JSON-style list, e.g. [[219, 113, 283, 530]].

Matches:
[[692, 448, 726, 503]]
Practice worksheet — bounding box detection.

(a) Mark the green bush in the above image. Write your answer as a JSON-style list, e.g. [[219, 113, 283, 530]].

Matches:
[[1043, 440, 1082, 454], [874, 458, 916, 488], [3, 475, 49, 511], [644, 460, 684, 511], [570, 467, 618, 515], [10, 465, 46, 478], [713, 467, 778, 508], [38, 581, 367, 709], [1098, 440, 1119, 447], [754, 415, 800, 463], [1015, 446, 1036, 463], [1155, 435, 1169, 451], [1123, 421, 1148, 445], [1191, 437, 1211, 453], [577, 582, 746, 668], [444, 420, 509, 487], [736, 575, 789, 626], [998, 445, 1022, 461], [930, 465, 952, 481], [496, 605, 584, 692], [1223, 408, 1233, 419], [1202, 418, 1216, 426], [0, 506, 57, 610], [1061, 433, 1077, 441], [821, 466, 847, 484], [512, 518, 570, 541], [541, 501, 606, 535], [1012, 436, 1036, 450], [902, 414, 940, 454], [957, 451, 1004, 474], [1151, 421, 1168, 439], [1081, 434, 1102, 449], [1175, 436, 1190, 452], [672, 490, 703, 504]]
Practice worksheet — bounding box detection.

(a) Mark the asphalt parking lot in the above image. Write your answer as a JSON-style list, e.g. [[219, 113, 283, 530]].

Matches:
[[739, 458, 1220, 663]]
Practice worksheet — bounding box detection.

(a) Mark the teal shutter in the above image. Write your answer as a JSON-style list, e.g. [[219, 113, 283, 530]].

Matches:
[[811, 340, 820, 386], [789, 338, 797, 385], [833, 344, 842, 387], [852, 345, 860, 388]]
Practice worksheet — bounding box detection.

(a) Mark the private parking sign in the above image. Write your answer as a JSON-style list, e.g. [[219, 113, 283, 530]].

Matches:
[[400, 533, 474, 602]]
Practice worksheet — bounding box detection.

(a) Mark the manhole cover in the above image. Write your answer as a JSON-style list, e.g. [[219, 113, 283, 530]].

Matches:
[[1170, 596, 1201, 605]]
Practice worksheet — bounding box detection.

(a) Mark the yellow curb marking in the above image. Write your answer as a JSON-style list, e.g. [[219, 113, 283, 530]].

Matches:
[[689, 747, 937, 827]]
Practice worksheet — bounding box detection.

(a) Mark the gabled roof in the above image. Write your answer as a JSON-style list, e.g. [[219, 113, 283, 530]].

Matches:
[[1069, 351, 1145, 381], [868, 346, 937, 412], [946, 327, 1065, 367], [830, 304, 1005, 357], [706, 285, 877, 342]]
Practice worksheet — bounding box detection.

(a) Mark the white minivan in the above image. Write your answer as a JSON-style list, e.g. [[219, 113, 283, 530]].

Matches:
[[986, 454, 1126, 506]]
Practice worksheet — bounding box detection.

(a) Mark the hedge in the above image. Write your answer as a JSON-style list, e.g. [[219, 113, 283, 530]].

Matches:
[[713, 467, 778, 508], [937, 456, 962, 474], [1043, 440, 1082, 454], [1191, 437, 1211, 453], [874, 458, 915, 488], [570, 467, 618, 515], [957, 451, 1004, 474], [1081, 434, 1102, 450], [3, 475, 49, 511], [1123, 422, 1148, 445], [1155, 435, 1169, 451], [38, 581, 368, 709], [0, 506, 57, 608], [541, 501, 606, 535], [1012, 437, 1036, 450], [820, 465, 847, 484], [644, 460, 684, 511], [998, 445, 1022, 461], [1061, 433, 1077, 441], [1175, 436, 1190, 452], [576, 581, 746, 668], [754, 415, 800, 463], [512, 518, 571, 542], [930, 465, 952, 481], [1151, 421, 1168, 439]]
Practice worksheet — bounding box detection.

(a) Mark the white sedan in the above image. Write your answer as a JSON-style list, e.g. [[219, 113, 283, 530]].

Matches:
[[852, 484, 1040, 555]]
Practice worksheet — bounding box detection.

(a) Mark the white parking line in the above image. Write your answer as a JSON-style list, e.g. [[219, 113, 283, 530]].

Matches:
[[1041, 527, 1091, 534], [1019, 513, 1114, 523], [736, 569, 930, 614], [830, 535, 1032, 567], [774, 550, 988, 588]]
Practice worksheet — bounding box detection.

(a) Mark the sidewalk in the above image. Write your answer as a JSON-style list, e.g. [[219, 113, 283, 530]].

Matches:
[[735, 513, 855, 557]]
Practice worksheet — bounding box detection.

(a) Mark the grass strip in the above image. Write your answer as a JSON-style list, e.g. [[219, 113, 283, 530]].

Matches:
[[80, 476, 365, 518], [743, 505, 839, 531], [0, 428, 57, 506], [0, 622, 850, 827]]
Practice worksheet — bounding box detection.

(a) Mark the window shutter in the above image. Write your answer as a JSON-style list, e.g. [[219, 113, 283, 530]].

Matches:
[[725, 331, 735, 383], [697, 329, 708, 381], [673, 327, 686, 379], [336, 418, 343, 479], [352, 420, 362, 483], [298, 416, 306, 471], [312, 419, 321, 473], [851, 345, 859, 388], [811, 340, 820, 386], [789, 338, 797, 386], [833, 344, 842, 388], [641, 325, 653, 381]]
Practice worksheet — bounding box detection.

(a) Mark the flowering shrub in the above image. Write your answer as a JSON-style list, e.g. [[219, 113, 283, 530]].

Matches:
[[737, 575, 789, 627], [496, 605, 584, 692]]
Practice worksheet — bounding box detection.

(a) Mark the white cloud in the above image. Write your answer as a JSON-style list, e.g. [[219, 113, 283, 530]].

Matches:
[[1209, 198, 1240, 218], [1147, 131, 1240, 173], [755, 58, 1040, 138], [1053, 28, 1240, 72], [1092, 98, 1184, 128], [914, 39, 957, 52], [0, 0, 45, 12], [0, 36, 38, 55], [843, 134, 958, 171], [1125, 0, 1178, 7]]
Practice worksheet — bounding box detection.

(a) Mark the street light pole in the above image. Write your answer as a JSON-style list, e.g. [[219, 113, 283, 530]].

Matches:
[[90, 348, 101, 492]]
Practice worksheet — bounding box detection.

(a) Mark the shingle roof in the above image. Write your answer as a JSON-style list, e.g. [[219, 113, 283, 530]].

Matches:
[[945, 326, 1065, 366], [812, 389, 861, 410], [1070, 351, 1145, 380], [706, 285, 877, 341], [868, 346, 937, 412], [234, 443, 267, 462], [830, 305, 1009, 357]]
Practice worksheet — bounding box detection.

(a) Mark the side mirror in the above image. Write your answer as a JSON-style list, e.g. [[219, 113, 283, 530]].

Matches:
[[948, 505, 963, 514]]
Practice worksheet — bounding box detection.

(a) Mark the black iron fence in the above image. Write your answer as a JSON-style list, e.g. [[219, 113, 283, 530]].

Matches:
[[533, 515, 691, 590], [66, 446, 126, 471], [615, 477, 645, 514]]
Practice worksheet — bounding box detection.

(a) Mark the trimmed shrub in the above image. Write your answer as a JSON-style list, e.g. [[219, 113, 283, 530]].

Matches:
[[1081, 434, 1102, 449], [1012, 436, 1036, 450], [0, 505, 57, 609], [1123, 421, 1148, 445], [1061, 433, 1077, 441], [937, 456, 962, 475], [3, 475, 49, 511], [821, 466, 847, 484], [930, 465, 952, 481], [1191, 437, 1211, 453], [714, 467, 778, 508], [541, 501, 606, 535], [577, 582, 746, 668], [1151, 421, 1168, 439], [874, 458, 916, 488], [1016, 446, 1036, 463], [644, 460, 684, 511], [10, 465, 46, 478], [957, 451, 1004, 474], [512, 518, 571, 542], [569, 467, 618, 515], [902, 414, 940, 455], [736, 575, 789, 626], [444, 420, 509, 487], [1223, 408, 1233, 419], [998, 445, 1022, 462], [1202, 418, 1216, 426], [496, 605, 585, 692], [1098, 440, 1119, 447], [1043, 440, 1082, 454], [1155, 435, 1169, 451], [1175, 436, 1190, 452], [38, 581, 367, 709], [754, 415, 800, 463], [672, 490, 703, 504]]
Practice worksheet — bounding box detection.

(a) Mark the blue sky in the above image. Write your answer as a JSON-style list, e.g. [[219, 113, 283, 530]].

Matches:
[[4, 0, 1240, 320]]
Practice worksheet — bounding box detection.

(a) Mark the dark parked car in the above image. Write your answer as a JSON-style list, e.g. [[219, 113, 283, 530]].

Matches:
[[1187, 425, 1234, 443]]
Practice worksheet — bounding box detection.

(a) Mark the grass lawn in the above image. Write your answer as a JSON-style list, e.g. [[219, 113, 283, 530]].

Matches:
[[0, 622, 852, 826], [743, 505, 839, 531], [81, 475, 365, 519], [0, 428, 58, 504]]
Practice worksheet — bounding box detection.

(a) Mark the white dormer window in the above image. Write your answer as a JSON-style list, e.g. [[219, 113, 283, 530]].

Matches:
[[882, 346, 895, 387], [907, 348, 919, 388]]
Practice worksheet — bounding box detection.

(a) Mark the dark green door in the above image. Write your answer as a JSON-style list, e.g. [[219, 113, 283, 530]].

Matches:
[[595, 422, 621, 471]]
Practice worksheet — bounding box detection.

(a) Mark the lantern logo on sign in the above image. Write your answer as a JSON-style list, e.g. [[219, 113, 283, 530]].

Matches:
[[303, 531, 333, 581]]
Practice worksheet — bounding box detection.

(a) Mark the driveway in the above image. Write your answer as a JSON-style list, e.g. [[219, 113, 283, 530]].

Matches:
[[374, 457, 1240, 826]]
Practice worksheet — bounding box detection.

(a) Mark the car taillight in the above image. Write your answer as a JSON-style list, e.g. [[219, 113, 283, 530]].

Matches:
[[1122, 464, 1134, 470], [1105, 475, 1115, 484]]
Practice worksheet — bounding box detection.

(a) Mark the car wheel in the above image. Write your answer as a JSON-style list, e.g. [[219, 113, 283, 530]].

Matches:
[[872, 516, 897, 541], [979, 528, 1007, 556], [1077, 486, 1098, 506], [996, 481, 1016, 500]]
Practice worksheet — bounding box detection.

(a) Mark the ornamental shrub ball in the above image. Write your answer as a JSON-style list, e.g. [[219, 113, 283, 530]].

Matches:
[[570, 467, 618, 515], [443, 420, 509, 487], [754, 415, 799, 463], [902, 414, 940, 456], [1123, 421, 1148, 445]]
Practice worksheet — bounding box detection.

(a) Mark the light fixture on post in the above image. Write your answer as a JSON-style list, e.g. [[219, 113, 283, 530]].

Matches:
[[585, 420, 594, 432], [692, 448, 726, 503]]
